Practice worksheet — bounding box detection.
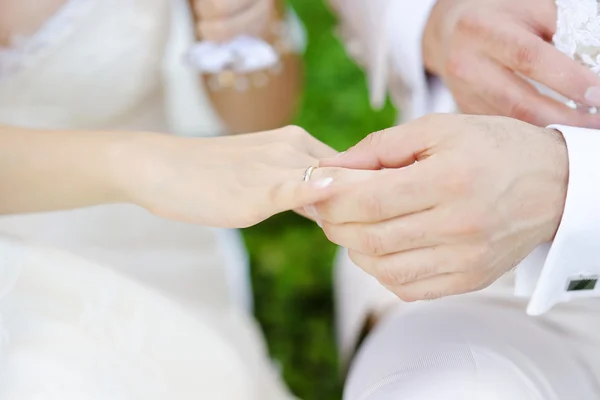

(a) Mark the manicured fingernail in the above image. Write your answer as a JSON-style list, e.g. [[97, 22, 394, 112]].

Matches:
[[304, 205, 322, 227], [585, 87, 600, 106], [311, 177, 333, 189]]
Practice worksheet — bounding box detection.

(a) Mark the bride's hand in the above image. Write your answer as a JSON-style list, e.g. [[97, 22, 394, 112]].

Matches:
[[193, 0, 274, 42], [122, 126, 343, 228]]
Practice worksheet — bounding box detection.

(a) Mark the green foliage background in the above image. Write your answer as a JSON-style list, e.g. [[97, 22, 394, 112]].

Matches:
[[244, 1, 396, 398]]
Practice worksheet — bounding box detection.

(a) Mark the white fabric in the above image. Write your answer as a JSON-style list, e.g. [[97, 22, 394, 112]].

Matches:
[[328, 0, 445, 118], [526, 125, 600, 314], [0, 0, 294, 398], [328, 0, 393, 109], [163, 0, 227, 137], [344, 299, 600, 400], [0, 237, 291, 400]]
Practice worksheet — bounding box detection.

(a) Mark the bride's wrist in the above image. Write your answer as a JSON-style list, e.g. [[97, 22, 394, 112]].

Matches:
[[103, 131, 176, 207]]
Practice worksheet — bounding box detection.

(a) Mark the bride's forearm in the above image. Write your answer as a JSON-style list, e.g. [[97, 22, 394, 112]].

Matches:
[[0, 125, 152, 214], [0, 123, 339, 228]]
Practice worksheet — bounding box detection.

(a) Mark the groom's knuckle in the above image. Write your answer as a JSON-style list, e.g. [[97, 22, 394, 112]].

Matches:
[[394, 287, 421, 303], [359, 228, 385, 255], [377, 261, 404, 286], [464, 244, 492, 271], [452, 212, 488, 238], [357, 192, 384, 220], [455, 10, 489, 36], [512, 41, 540, 74], [444, 53, 469, 80], [421, 289, 448, 301], [363, 131, 384, 150], [442, 164, 473, 196], [391, 266, 422, 286], [506, 101, 534, 122]]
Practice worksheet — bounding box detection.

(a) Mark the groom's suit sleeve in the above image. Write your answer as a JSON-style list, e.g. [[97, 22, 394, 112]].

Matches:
[[328, 0, 454, 122]]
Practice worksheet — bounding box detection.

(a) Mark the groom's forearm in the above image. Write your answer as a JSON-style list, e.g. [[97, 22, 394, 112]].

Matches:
[[0, 125, 143, 214]]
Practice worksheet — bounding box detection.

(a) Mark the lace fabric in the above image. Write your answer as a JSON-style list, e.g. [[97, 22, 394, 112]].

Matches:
[[554, 0, 600, 74], [525, 0, 600, 112]]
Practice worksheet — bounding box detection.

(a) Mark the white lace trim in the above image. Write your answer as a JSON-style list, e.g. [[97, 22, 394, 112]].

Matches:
[[186, 35, 279, 74], [0, 0, 93, 81], [554, 0, 600, 74]]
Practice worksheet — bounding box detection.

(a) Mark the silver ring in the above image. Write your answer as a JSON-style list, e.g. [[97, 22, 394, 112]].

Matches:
[[302, 166, 317, 182]]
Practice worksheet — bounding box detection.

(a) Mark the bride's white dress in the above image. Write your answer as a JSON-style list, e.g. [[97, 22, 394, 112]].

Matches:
[[0, 0, 295, 398]]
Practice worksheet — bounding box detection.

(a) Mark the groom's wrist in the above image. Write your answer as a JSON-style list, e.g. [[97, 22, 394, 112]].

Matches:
[[537, 128, 569, 243]]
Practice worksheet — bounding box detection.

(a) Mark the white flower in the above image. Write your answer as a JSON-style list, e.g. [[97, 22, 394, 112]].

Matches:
[[187, 35, 280, 74]]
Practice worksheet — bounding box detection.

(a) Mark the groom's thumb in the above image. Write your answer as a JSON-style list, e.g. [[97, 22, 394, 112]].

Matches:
[[320, 124, 428, 170]]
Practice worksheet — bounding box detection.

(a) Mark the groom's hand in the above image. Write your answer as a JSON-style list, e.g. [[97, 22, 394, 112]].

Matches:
[[422, 0, 600, 128], [318, 114, 568, 301]]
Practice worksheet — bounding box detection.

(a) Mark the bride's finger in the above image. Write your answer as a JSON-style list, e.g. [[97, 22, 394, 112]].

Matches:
[[260, 172, 336, 222], [470, 56, 600, 128], [486, 22, 600, 109], [309, 166, 377, 185], [299, 167, 379, 225], [260, 166, 369, 223]]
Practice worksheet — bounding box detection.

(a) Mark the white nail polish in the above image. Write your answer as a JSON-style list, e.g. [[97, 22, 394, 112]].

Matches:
[[585, 87, 600, 107], [303, 205, 322, 227], [312, 177, 333, 188]]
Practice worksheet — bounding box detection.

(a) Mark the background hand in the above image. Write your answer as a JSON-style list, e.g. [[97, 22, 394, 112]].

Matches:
[[422, 0, 600, 127], [318, 114, 569, 301], [123, 126, 343, 229], [193, 0, 274, 41]]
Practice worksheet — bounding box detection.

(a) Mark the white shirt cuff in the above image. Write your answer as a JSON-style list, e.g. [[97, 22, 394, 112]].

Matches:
[[520, 125, 600, 315]]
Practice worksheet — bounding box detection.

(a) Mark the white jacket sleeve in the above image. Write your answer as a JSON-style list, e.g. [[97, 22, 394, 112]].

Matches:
[[519, 125, 600, 315], [329, 0, 454, 122]]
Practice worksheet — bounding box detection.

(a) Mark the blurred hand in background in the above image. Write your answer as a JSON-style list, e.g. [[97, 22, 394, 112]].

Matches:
[[193, 0, 275, 41]]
